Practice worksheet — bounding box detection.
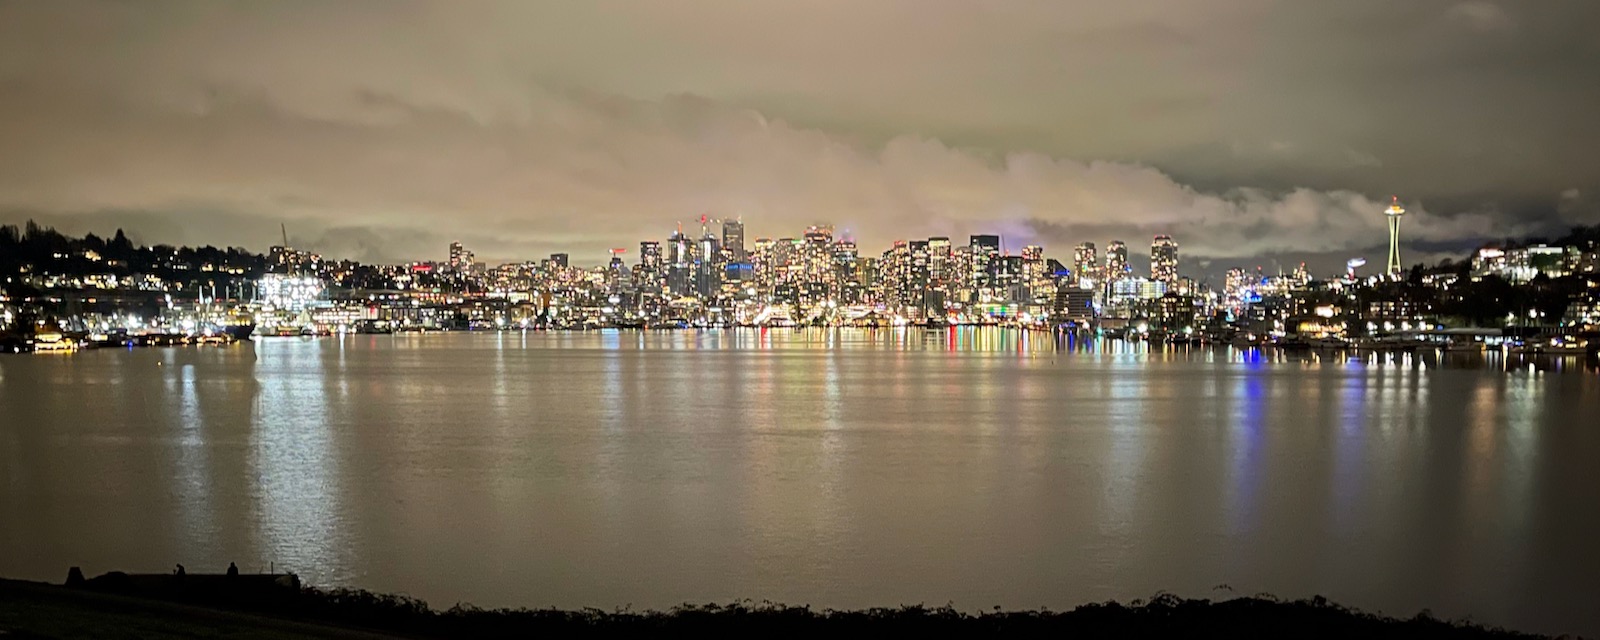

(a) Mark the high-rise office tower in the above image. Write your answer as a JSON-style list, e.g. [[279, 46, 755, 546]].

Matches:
[[751, 238, 775, 287], [606, 249, 629, 291], [996, 255, 1026, 293], [801, 226, 835, 301], [969, 234, 1001, 296], [666, 228, 693, 296], [695, 231, 722, 299], [858, 256, 881, 299], [832, 239, 859, 302], [448, 242, 466, 272], [639, 241, 663, 291], [1021, 245, 1046, 296], [1224, 268, 1251, 304], [927, 237, 952, 286], [882, 241, 911, 306], [1151, 235, 1178, 284], [951, 245, 975, 302], [909, 240, 930, 289], [548, 253, 569, 270], [774, 238, 797, 286], [1106, 241, 1129, 280], [1074, 242, 1098, 288], [722, 219, 746, 262]]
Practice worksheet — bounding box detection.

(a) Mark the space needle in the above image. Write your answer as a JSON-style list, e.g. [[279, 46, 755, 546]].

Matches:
[[1384, 196, 1406, 275]]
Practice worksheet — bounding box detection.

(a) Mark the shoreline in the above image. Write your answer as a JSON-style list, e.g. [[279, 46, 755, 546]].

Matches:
[[0, 576, 1565, 639]]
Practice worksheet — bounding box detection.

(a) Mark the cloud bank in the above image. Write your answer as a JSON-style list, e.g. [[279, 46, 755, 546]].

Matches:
[[1, 1, 1596, 274]]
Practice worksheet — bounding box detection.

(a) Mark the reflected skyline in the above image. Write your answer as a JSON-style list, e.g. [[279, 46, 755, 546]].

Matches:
[[1, 330, 1598, 636]]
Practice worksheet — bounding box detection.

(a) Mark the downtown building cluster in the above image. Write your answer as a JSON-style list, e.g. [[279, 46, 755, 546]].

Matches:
[[393, 218, 1071, 329], [3, 216, 1600, 347], [357, 218, 1220, 331], [244, 216, 1600, 346]]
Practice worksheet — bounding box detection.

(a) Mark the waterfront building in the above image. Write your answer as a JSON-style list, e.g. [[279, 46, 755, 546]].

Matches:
[[257, 273, 326, 312], [1471, 245, 1570, 283], [1054, 286, 1096, 324]]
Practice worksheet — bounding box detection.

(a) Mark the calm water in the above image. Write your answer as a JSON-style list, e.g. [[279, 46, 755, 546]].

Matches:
[[2, 330, 1598, 635]]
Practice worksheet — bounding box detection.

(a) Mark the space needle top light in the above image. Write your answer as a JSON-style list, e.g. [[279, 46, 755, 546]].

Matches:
[[1384, 196, 1406, 275]]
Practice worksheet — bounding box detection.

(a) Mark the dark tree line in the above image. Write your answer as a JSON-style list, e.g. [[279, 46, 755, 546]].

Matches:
[[1, 220, 269, 292], [1377, 257, 1592, 327]]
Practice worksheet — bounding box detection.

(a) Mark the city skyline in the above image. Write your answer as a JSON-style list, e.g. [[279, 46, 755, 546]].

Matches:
[[5, 5, 1600, 638], [2, 3, 1598, 274]]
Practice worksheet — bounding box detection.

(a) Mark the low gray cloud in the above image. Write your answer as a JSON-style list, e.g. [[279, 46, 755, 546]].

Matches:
[[1, 1, 1596, 275]]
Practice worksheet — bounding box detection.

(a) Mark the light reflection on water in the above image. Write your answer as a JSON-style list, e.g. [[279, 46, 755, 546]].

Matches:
[[0, 328, 1597, 636]]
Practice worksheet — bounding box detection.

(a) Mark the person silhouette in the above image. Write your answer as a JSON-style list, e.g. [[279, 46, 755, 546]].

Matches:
[[226, 562, 238, 577], [175, 564, 186, 576]]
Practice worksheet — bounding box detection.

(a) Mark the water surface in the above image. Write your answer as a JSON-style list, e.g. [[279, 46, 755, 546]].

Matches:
[[2, 330, 1597, 636]]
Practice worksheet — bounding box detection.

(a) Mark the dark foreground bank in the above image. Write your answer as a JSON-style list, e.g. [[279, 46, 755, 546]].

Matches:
[[0, 576, 1573, 639]]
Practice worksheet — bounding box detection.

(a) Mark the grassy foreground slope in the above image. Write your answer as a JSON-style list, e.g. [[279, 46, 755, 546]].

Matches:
[[0, 580, 400, 639], [0, 578, 1565, 639]]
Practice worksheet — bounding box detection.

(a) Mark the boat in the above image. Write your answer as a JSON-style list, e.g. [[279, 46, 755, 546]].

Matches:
[[221, 323, 256, 341], [1440, 341, 1485, 353], [30, 324, 78, 352], [353, 320, 395, 334], [254, 324, 305, 337], [1510, 336, 1590, 355], [1308, 337, 1350, 350], [0, 334, 31, 353]]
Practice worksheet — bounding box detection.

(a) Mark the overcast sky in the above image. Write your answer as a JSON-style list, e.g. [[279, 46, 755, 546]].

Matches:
[[2, 1, 1597, 275]]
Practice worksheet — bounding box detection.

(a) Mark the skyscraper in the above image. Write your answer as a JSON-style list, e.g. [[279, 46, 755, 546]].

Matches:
[[969, 234, 1001, 297], [832, 239, 860, 302], [695, 230, 722, 299], [548, 253, 569, 269], [1106, 241, 1129, 281], [751, 237, 775, 288], [927, 236, 952, 286], [721, 219, 746, 262], [1224, 267, 1251, 305], [883, 240, 911, 306], [1384, 196, 1406, 275], [666, 227, 693, 296], [1073, 242, 1098, 289], [639, 241, 663, 292], [448, 241, 465, 271], [606, 249, 628, 291], [1021, 245, 1046, 297], [448, 242, 474, 273], [1151, 235, 1178, 284], [909, 239, 930, 289]]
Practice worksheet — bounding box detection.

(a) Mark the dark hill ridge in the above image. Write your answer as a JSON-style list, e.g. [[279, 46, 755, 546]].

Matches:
[[0, 574, 1575, 639]]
